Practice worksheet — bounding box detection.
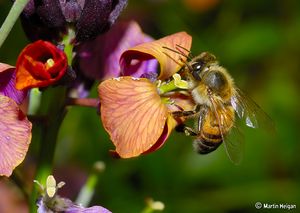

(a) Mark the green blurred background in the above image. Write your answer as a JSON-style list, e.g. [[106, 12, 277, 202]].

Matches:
[[1, 0, 300, 212]]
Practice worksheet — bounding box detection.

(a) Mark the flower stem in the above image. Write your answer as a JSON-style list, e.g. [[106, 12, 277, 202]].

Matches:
[[158, 80, 177, 94], [75, 161, 106, 206], [62, 28, 75, 65], [0, 0, 30, 48], [29, 87, 67, 212]]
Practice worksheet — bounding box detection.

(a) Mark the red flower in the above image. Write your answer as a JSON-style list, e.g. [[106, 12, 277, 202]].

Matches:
[[15, 40, 67, 90]]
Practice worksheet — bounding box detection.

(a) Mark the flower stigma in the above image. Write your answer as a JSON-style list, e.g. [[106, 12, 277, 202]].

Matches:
[[45, 58, 55, 69]]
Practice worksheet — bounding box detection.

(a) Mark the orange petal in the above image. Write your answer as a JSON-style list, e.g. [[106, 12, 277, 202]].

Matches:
[[167, 92, 196, 124], [0, 95, 32, 177], [121, 32, 192, 80], [98, 77, 169, 158], [167, 92, 195, 113]]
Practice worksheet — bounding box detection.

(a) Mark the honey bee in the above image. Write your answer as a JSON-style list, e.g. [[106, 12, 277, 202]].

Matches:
[[163, 46, 273, 164]]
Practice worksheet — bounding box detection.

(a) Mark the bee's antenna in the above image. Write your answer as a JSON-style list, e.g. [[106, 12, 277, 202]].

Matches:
[[162, 46, 192, 60], [162, 49, 194, 73], [176, 44, 194, 58]]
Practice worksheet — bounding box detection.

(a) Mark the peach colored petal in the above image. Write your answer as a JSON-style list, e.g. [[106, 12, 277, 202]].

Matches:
[[121, 32, 192, 80], [0, 63, 14, 73], [167, 92, 195, 113], [98, 77, 169, 158], [0, 95, 32, 177], [143, 115, 177, 155], [166, 92, 196, 126]]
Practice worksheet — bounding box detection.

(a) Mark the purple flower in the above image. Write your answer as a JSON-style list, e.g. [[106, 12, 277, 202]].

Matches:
[[37, 197, 111, 213], [76, 20, 158, 80], [0, 63, 32, 177], [0, 63, 27, 104], [36, 175, 111, 213], [65, 205, 112, 213], [19, 0, 128, 42]]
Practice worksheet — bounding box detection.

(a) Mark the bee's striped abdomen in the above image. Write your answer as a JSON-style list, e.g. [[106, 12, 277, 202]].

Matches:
[[193, 131, 223, 154]]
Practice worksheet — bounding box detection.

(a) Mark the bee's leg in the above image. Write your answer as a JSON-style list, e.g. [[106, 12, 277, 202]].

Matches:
[[172, 105, 201, 118], [175, 123, 198, 136]]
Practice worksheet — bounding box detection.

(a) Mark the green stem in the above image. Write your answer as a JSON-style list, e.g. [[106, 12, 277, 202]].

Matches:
[[0, 0, 30, 48], [158, 80, 177, 94], [75, 174, 97, 206], [141, 207, 155, 213], [75, 161, 105, 206], [29, 87, 67, 212], [62, 28, 75, 65]]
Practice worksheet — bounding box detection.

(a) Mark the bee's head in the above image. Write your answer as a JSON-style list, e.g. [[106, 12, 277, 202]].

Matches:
[[188, 52, 217, 81]]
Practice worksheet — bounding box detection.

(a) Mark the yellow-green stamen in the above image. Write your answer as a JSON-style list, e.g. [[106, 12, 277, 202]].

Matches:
[[45, 58, 55, 69]]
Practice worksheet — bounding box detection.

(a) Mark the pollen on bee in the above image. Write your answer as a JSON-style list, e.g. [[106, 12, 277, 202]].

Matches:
[[131, 77, 140, 80], [45, 58, 55, 69]]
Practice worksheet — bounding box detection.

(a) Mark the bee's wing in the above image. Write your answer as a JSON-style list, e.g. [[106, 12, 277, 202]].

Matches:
[[231, 88, 274, 132], [209, 96, 244, 165], [223, 121, 245, 165]]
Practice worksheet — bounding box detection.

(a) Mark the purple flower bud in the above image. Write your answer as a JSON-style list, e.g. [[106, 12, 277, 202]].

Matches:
[[19, 0, 128, 42]]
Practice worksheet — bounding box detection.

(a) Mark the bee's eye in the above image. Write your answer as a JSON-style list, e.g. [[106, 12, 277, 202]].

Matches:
[[192, 63, 202, 72], [191, 62, 203, 80]]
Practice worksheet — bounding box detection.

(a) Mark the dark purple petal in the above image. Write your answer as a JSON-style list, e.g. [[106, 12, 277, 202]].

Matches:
[[59, 0, 84, 23], [20, 0, 127, 42], [77, 21, 157, 80], [22, 0, 35, 17], [0, 64, 27, 105], [20, 0, 66, 41], [76, 0, 112, 41], [107, 0, 128, 27], [35, 0, 66, 28]]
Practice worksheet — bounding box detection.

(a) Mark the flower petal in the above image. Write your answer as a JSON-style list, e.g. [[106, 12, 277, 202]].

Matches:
[[0, 63, 27, 104], [15, 40, 68, 90], [77, 20, 156, 80], [120, 32, 192, 80], [98, 77, 169, 158], [0, 95, 32, 177], [66, 205, 112, 213], [76, 0, 112, 41]]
